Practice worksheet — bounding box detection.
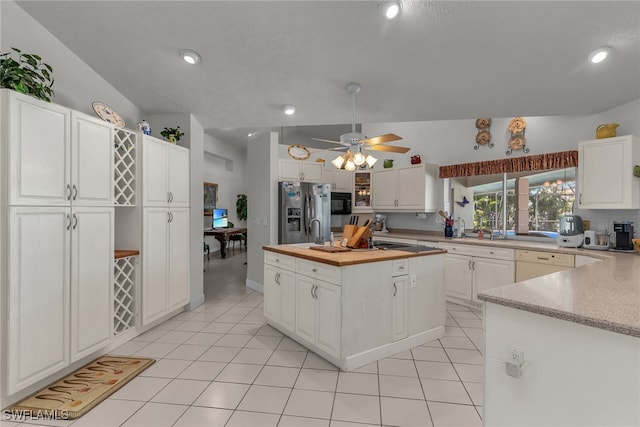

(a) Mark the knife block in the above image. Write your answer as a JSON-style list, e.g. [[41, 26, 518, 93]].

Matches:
[[346, 226, 372, 248]]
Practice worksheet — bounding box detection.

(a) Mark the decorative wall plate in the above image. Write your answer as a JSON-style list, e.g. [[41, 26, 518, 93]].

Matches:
[[287, 144, 310, 160], [475, 130, 492, 145], [475, 118, 491, 129], [507, 117, 526, 134], [474, 118, 493, 150], [508, 135, 526, 150], [92, 102, 125, 128]]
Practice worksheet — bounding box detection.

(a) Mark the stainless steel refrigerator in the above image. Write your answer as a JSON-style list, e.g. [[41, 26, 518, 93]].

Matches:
[[278, 182, 331, 244]]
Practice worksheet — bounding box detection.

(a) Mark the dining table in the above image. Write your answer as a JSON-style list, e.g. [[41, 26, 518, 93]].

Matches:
[[204, 227, 247, 258]]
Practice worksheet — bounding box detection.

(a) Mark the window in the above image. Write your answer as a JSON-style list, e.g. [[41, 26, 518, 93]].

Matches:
[[468, 168, 576, 238]]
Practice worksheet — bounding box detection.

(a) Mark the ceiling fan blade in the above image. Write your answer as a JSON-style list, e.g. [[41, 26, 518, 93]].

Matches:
[[311, 137, 347, 145], [308, 146, 348, 153], [361, 133, 402, 146], [365, 144, 410, 153]]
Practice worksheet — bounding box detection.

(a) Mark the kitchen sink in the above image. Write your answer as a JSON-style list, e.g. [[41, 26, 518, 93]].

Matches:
[[374, 241, 439, 253]]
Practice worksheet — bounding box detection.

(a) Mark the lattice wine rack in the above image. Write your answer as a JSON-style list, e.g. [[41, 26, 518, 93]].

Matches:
[[114, 128, 136, 205], [114, 256, 136, 335]]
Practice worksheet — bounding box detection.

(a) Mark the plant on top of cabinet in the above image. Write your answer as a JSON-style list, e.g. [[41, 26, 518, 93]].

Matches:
[[160, 126, 184, 143], [0, 47, 54, 102]]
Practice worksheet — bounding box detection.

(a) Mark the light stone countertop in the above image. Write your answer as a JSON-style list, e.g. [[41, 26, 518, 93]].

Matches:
[[362, 229, 640, 338]]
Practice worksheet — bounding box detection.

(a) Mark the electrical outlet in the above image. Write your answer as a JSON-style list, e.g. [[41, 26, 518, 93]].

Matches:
[[509, 346, 524, 367]]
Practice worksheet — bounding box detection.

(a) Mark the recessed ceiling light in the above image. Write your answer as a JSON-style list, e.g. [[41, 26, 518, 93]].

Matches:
[[588, 47, 611, 64], [247, 132, 255, 137], [282, 104, 296, 115], [180, 49, 201, 65], [379, 1, 402, 20]]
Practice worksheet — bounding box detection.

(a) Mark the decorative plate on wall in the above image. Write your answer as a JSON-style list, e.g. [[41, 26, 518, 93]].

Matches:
[[92, 102, 125, 128], [474, 118, 493, 149], [287, 144, 310, 160]]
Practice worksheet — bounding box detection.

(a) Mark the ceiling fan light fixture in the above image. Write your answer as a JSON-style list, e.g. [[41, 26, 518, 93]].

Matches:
[[588, 47, 611, 64], [365, 155, 378, 167], [180, 49, 201, 65], [379, 1, 402, 20], [282, 104, 296, 115], [344, 160, 356, 171], [332, 155, 346, 169], [353, 151, 366, 166]]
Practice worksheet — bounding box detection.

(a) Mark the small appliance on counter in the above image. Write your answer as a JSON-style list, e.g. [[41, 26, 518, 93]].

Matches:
[[583, 230, 610, 250], [373, 213, 388, 233], [556, 214, 584, 248], [613, 221, 635, 251]]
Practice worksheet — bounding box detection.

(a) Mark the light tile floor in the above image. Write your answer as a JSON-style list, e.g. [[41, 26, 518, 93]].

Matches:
[[8, 248, 484, 427]]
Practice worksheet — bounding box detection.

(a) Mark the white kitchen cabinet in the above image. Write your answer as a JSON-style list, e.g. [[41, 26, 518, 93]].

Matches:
[[7, 207, 70, 394], [372, 164, 439, 212], [391, 273, 408, 342], [279, 159, 324, 182], [142, 207, 190, 325], [295, 275, 341, 358], [3, 91, 115, 399], [578, 135, 640, 209], [70, 207, 114, 362], [264, 265, 296, 332], [440, 243, 515, 305], [353, 171, 372, 212], [142, 136, 190, 207], [5, 91, 114, 207], [334, 170, 353, 192]]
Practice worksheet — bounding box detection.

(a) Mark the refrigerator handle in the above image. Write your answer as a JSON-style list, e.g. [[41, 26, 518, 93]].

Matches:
[[303, 191, 309, 239]]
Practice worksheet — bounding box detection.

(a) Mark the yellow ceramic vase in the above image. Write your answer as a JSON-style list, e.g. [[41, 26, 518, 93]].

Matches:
[[595, 123, 619, 139]]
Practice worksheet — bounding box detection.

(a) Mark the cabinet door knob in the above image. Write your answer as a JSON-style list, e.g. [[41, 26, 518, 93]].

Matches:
[[398, 265, 404, 270], [312, 268, 317, 273]]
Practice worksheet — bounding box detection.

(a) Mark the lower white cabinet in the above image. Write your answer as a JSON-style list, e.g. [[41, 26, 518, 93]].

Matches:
[[264, 264, 296, 332], [441, 243, 515, 304], [295, 276, 341, 358], [7, 206, 113, 395], [142, 207, 190, 325], [391, 274, 408, 341]]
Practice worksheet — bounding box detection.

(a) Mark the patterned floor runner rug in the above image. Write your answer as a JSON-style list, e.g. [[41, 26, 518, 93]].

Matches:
[[6, 355, 155, 420]]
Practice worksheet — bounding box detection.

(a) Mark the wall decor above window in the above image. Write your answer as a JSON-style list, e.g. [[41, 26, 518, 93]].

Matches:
[[506, 117, 529, 155], [474, 118, 493, 150]]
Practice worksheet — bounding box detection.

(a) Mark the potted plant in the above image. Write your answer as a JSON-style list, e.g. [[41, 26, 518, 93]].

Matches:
[[0, 47, 54, 102], [160, 126, 184, 143], [236, 194, 247, 221]]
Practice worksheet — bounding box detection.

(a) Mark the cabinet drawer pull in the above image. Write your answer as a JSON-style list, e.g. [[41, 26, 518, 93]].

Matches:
[[170, 192, 174, 203], [468, 260, 472, 270], [72, 184, 78, 200], [66, 184, 72, 200], [393, 282, 397, 296], [312, 268, 317, 273], [275, 272, 280, 285], [73, 213, 78, 230], [398, 265, 405, 270], [66, 213, 72, 230], [314, 284, 318, 299], [167, 192, 171, 203]]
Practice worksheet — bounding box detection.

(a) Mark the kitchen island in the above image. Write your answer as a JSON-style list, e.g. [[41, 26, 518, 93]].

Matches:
[[262, 244, 446, 371], [477, 253, 640, 426]]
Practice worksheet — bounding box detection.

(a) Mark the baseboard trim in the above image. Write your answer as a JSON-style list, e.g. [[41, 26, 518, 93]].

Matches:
[[187, 293, 205, 311], [246, 278, 263, 293]]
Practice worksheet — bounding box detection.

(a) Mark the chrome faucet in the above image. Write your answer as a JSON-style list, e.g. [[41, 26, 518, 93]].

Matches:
[[310, 218, 322, 244]]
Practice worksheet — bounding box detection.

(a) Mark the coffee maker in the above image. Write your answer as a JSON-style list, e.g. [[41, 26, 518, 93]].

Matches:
[[613, 221, 635, 250]]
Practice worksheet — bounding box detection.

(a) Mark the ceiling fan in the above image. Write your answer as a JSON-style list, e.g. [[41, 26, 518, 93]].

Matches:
[[310, 82, 409, 169]]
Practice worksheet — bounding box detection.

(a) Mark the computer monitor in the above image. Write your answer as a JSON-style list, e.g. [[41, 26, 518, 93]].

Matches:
[[212, 208, 228, 228]]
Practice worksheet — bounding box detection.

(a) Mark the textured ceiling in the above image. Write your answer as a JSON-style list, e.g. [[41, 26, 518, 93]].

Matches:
[[17, 1, 640, 146]]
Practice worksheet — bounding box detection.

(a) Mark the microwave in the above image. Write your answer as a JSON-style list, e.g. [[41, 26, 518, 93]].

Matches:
[[331, 192, 352, 215]]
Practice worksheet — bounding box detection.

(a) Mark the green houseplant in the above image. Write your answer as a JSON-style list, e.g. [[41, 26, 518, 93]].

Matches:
[[0, 47, 54, 102], [160, 126, 184, 143], [236, 194, 247, 221]]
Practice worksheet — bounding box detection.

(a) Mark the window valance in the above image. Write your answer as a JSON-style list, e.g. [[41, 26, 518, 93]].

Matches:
[[438, 151, 578, 178]]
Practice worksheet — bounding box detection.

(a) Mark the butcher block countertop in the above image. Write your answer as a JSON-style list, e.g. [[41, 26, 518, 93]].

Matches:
[[262, 244, 446, 267]]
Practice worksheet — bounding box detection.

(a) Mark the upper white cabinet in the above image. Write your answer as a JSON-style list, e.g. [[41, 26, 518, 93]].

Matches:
[[578, 135, 640, 209], [372, 163, 439, 212], [279, 159, 324, 182], [5, 90, 114, 207], [325, 169, 353, 192], [142, 135, 190, 207]]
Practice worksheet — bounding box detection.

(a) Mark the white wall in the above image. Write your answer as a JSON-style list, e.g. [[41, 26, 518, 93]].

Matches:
[[203, 134, 247, 252], [188, 116, 205, 309], [0, 1, 142, 126], [246, 132, 279, 291]]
